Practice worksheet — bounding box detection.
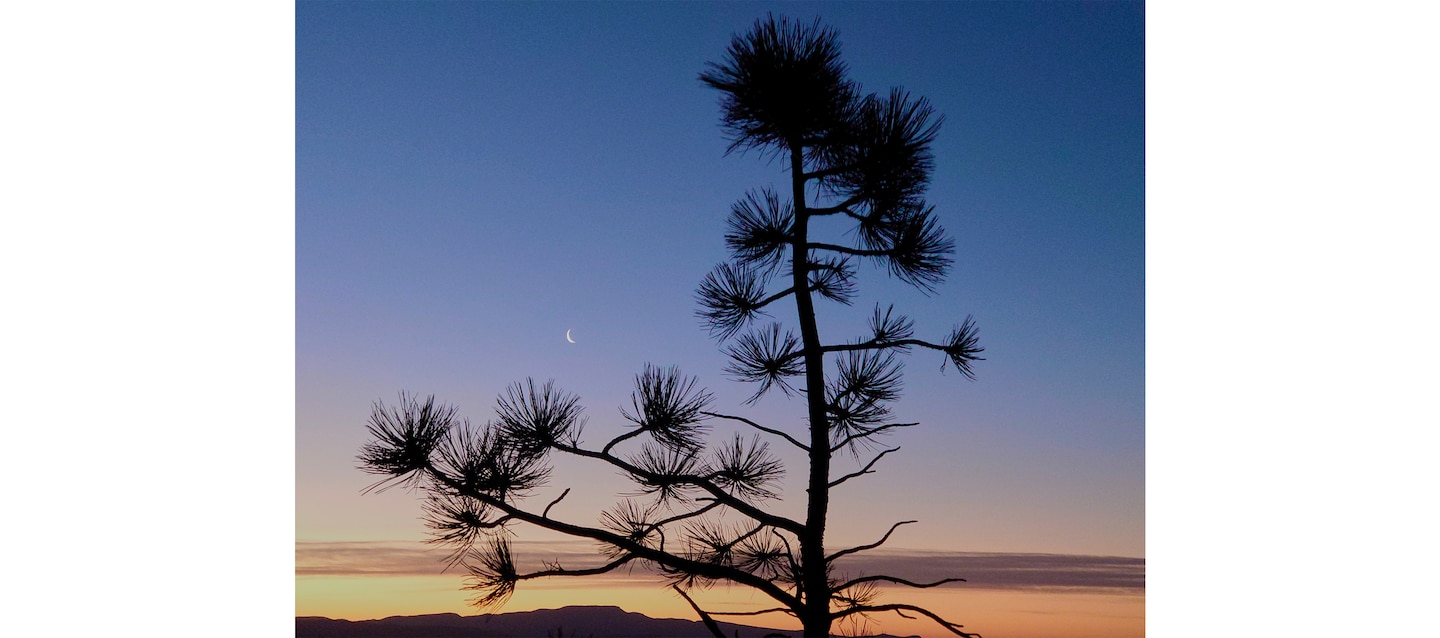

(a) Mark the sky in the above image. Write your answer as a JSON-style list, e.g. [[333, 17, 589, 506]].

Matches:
[[296, 2, 1143, 637], [5, 2, 1439, 638]]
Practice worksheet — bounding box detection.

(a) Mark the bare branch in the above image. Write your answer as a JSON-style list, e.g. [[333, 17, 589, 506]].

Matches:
[[600, 428, 647, 456], [829, 422, 916, 453], [806, 241, 888, 257], [771, 529, 802, 592], [827, 520, 916, 562], [772, 334, 949, 368], [828, 447, 899, 488], [541, 488, 570, 519], [647, 501, 722, 542], [804, 193, 864, 215], [800, 162, 858, 182], [516, 554, 638, 582], [756, 286, 799, 309], [832, 604, 981, 638], [812, 320, 984, 381], [702, 411, 809, 451], [821, 337, 939, 354], [673, 585, 726, 638]]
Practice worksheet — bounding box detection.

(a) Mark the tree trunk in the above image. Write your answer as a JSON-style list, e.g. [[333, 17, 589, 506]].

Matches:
[[790, 142, 833, 638]]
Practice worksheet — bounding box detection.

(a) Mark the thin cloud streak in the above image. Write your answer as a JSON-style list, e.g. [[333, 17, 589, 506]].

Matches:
[[296, 540, 608, 577], [834, 549, 1144, 593], [298, 541, 1143, 593]]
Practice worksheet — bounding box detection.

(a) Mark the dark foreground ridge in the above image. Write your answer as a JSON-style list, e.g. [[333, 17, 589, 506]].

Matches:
[[296, 605, 919, 638]]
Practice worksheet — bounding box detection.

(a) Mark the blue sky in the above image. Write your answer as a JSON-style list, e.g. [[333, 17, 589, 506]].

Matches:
[[297, 0, 1145, 564]]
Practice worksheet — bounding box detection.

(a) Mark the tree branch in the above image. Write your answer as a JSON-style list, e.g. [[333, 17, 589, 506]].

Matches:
[[832, 604, 981, 638], [821, 338, 944, 354], [515, 554, 636, 582], [673, 585, 726, 638], [806, 193, 864, 216], [801, 162, 860, 182], [755, 286, 798, 309], [424, 463, 802, 611], [551, 442, 805, 535], [648, 501, 722, 552], [828, 447, 899, 487], [600, 428, 647, 455], [774, 335, 949, 368], [806, 241, 888, 257], [827, 520, 915, 562], [771, 528, 802, 595], [830, 422, 916, 453], [702, 411, 809, 451], [541, 488, 570, 519]]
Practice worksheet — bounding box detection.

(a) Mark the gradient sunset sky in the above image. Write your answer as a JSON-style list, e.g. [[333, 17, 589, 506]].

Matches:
[[296, 2, 1143, 637], [7, 2, 1435, 638]]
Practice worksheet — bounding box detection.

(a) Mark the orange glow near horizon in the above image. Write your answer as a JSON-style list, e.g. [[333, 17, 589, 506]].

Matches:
[[297, 574, 1142, 638]]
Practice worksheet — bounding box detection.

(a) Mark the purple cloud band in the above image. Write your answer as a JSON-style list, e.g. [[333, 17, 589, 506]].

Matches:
[[297, 541, 1143, 593]]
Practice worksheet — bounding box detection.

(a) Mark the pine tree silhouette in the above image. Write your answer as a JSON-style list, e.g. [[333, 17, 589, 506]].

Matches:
[[359, 15, 984, 638]]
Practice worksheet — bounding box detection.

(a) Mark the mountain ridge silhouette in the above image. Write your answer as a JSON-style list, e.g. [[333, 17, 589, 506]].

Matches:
[[296, 604, 920, 638]]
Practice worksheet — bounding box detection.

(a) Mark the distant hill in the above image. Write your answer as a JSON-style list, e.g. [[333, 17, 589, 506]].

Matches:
[[296, 605, 919, 638]]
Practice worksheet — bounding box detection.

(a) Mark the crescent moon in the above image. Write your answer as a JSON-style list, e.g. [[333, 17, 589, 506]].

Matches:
[[566, 329, 576, 344]]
